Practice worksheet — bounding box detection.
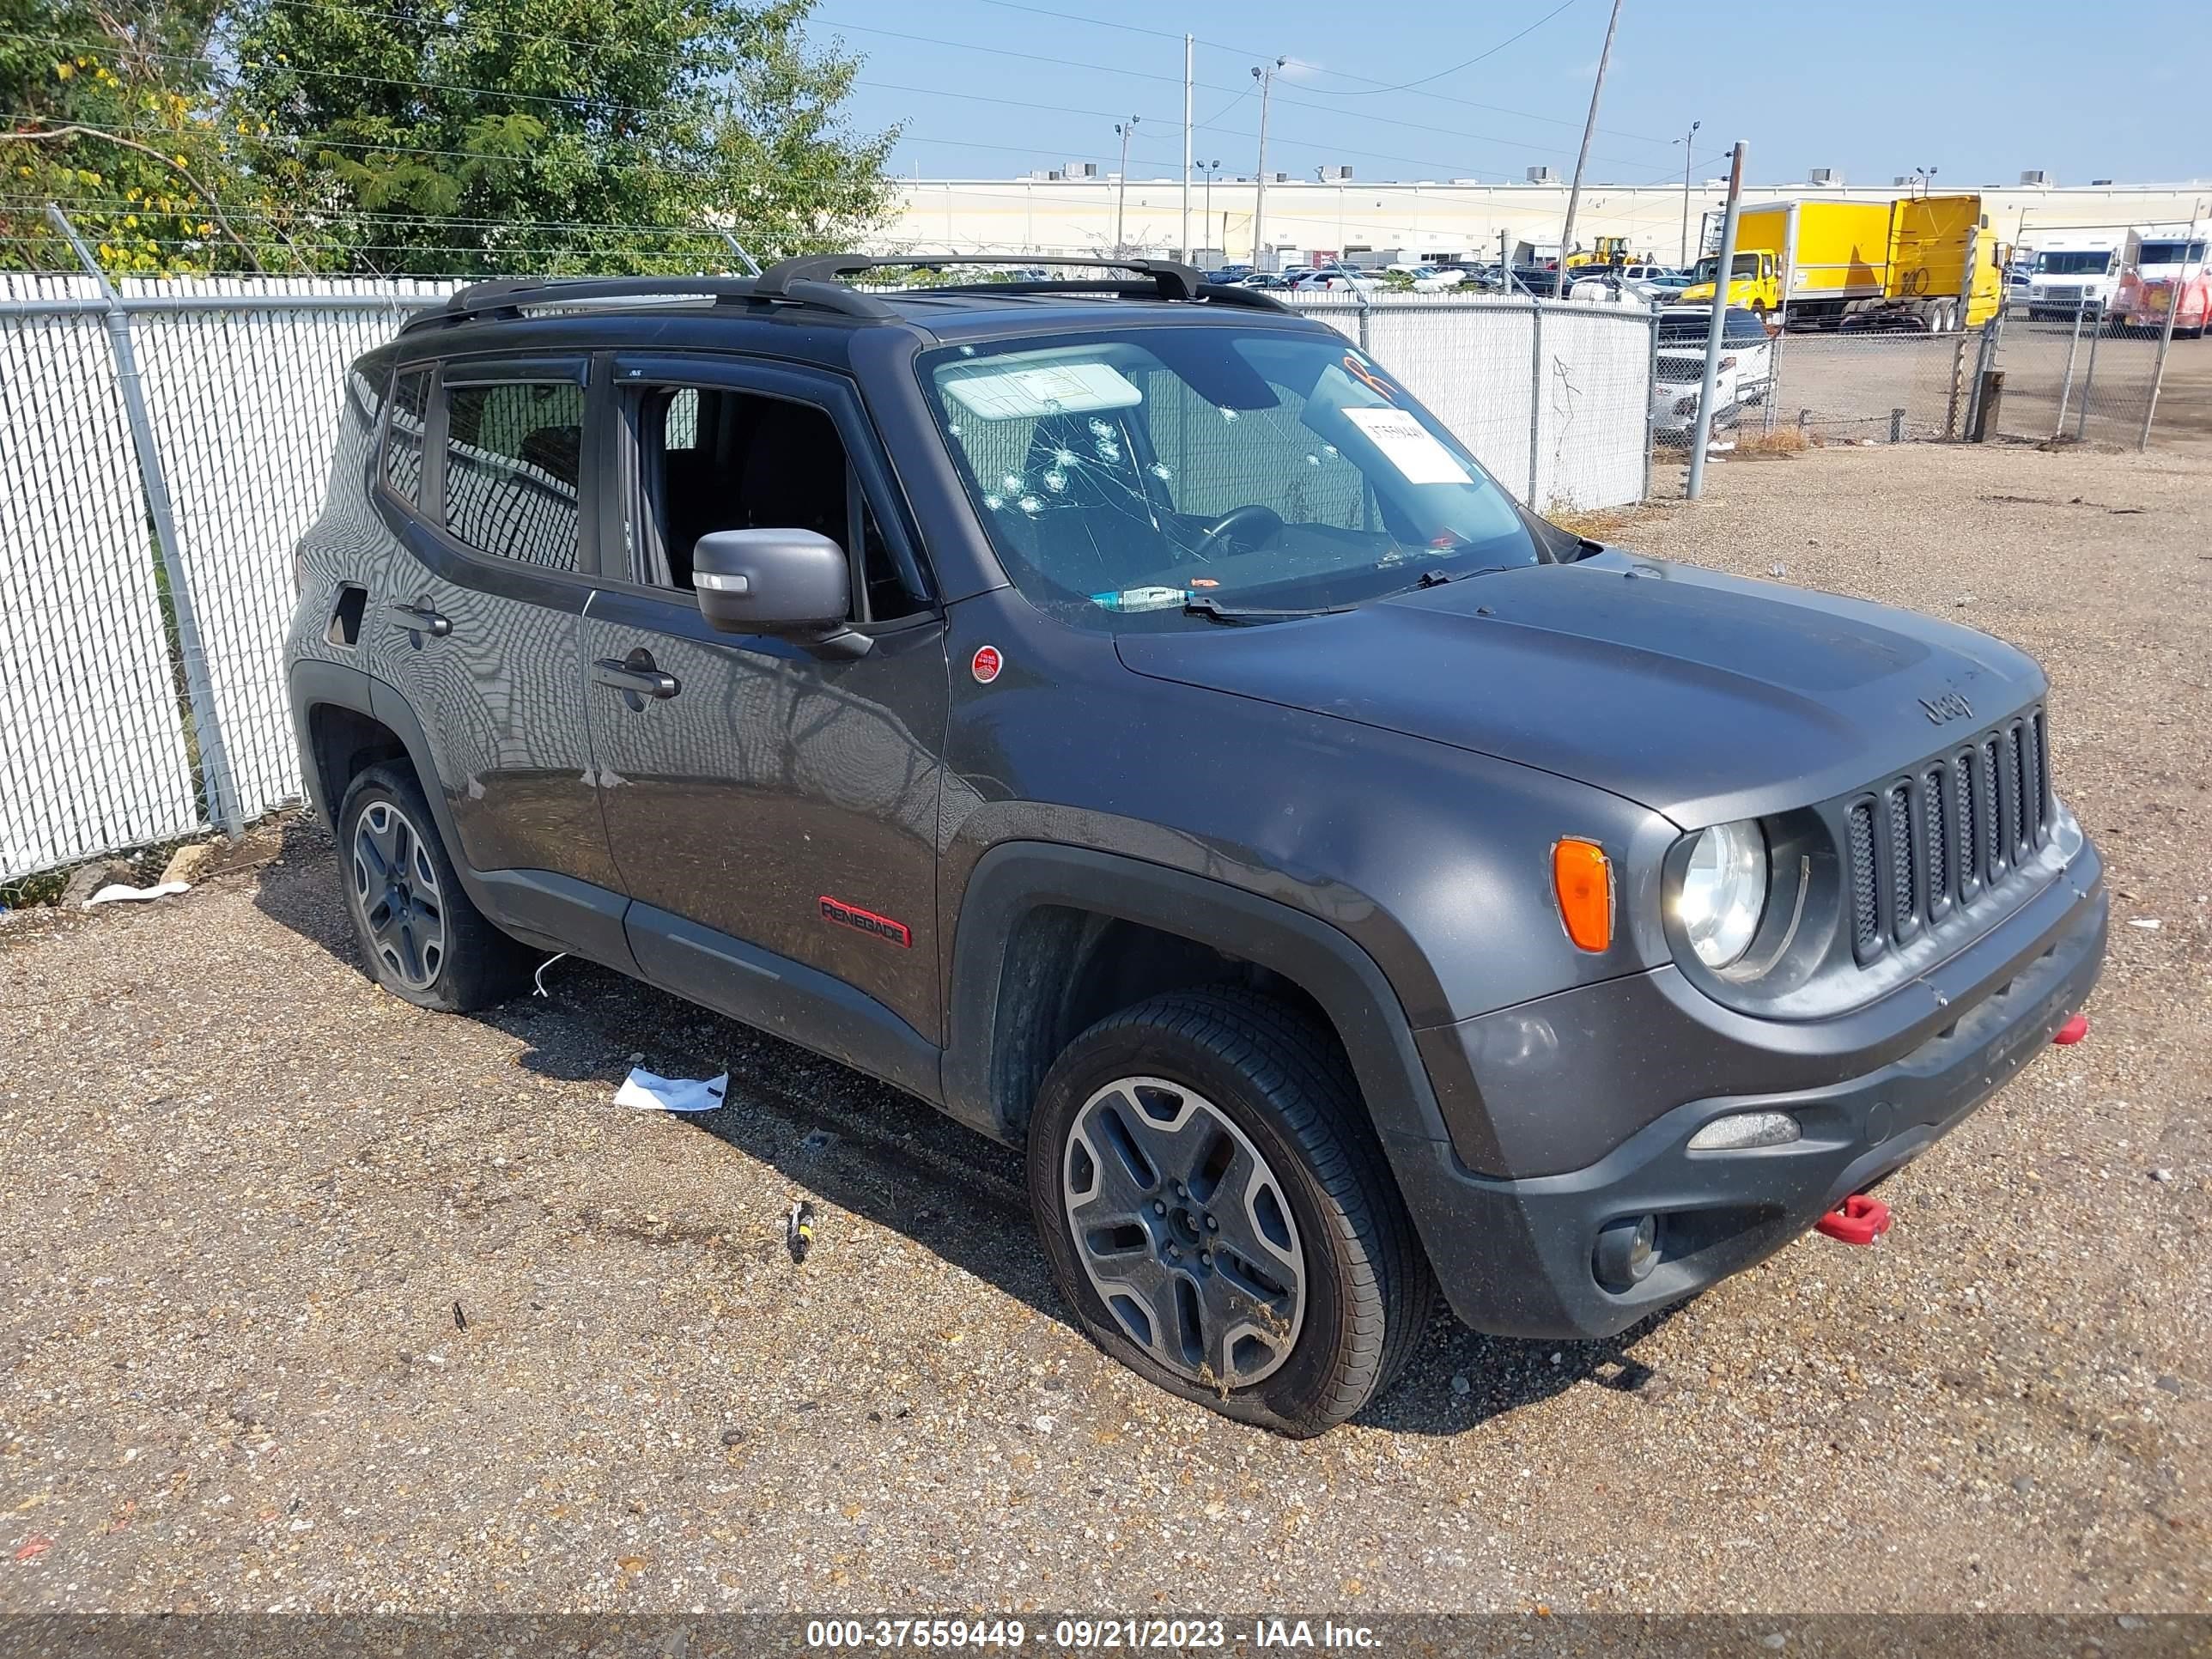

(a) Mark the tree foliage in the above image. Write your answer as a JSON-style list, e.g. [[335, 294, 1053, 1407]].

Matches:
[[225, 0, 898, 274], [0, 0, 266, 273], [2, 0, 896, 276]]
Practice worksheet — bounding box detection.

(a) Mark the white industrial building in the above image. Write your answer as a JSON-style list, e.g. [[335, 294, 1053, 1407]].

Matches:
[[876, 169, 2209, 268]]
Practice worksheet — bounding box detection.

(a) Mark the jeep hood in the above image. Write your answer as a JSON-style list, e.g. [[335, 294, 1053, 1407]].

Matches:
[[1115, 552, 2047, 826]]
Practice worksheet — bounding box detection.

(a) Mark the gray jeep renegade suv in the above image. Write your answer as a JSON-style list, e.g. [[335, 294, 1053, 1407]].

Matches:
[[287, 255, 2107, 1435]]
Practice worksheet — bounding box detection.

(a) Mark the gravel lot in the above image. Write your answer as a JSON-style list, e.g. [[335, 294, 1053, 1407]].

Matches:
[[2, 440, 2205, 1617]]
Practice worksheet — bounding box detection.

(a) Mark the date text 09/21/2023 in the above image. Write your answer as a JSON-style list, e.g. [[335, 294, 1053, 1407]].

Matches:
[[804, 1618, 1382, 1650]]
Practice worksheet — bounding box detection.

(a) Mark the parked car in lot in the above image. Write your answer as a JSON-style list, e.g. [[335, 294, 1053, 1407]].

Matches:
[[289, 254, 2106, 1435], [1288, 266, 1381, 293], [1651, 305, 1777, 441]]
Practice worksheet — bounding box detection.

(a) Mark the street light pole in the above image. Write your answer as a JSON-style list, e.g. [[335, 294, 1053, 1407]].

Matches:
[[1251, 58, 1284, 268], [1199, 161, 1220, 261], [1115, 117, 1139, 253], [1677, 118, 1700, 266]]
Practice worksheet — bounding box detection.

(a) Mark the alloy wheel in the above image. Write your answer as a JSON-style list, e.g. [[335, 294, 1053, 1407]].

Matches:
[[351, 799, 447, 991], [1061, 1075, 1307, 1389]]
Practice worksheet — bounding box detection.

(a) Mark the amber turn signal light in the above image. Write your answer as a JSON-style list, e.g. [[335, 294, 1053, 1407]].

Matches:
[[1552, 838, 1613, 952]]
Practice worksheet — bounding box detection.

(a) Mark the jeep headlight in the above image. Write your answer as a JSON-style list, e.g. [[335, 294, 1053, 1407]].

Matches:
[[1680, 820, 1767, 969]]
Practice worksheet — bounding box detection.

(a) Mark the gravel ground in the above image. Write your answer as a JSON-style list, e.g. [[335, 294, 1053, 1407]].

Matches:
[[1, 440, 2205, 1617]]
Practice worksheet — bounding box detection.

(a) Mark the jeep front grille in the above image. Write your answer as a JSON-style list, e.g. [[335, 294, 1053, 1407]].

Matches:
[[1848, 708, 2052, 964]]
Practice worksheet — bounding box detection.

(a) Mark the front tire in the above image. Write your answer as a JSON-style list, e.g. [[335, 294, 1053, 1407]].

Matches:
[[337, 763, 531, 1012], [1027, 988, 1432, 1436]]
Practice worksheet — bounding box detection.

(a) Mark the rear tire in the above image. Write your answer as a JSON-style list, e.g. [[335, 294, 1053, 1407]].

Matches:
[[336, 763, 532, 1012], [1027, 988, 1433, 1437]]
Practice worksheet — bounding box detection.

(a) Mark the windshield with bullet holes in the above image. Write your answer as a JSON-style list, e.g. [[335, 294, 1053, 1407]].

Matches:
[[921, 328, 1536, 629]]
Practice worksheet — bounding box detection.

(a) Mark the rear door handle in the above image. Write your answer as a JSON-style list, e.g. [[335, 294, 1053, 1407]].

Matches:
[[593, 654, 679, 704], [388, 599, 451, 639]]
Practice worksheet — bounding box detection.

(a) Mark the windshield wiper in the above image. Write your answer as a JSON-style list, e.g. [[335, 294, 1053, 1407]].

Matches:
[[1182, 596, 1356, 626]]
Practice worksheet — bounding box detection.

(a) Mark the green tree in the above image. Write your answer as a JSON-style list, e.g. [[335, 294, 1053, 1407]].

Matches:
[[225, 0, 897, 276], [1, 0, 267, 273]]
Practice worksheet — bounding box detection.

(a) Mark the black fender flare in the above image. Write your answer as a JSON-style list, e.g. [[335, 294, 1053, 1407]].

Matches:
[[287, 659, 634, 970], [940, 841, 1466, 1242]]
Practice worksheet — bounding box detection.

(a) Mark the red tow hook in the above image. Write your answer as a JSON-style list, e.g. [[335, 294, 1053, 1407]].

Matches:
[[1815, 1193, 1893, 1246], [2052, 1013, 2089, 1046]]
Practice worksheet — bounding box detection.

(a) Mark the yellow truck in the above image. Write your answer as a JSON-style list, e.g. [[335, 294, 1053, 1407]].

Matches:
[[1680, 193, 2003, 331]]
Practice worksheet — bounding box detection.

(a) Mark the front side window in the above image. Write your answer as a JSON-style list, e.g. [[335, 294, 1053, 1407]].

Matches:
[[623, 383, 923, 623], [2139, 240, 2207, 265], [1691, 252, 1765, 282], [381, 369, 430, 503], [922, 326, 1535, 629], [2033, 250, 2112, 276], [441, 380, 584, 571]]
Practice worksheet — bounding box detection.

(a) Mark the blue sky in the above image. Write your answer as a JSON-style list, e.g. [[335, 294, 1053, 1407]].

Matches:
[[811, 0, 2210, 189]]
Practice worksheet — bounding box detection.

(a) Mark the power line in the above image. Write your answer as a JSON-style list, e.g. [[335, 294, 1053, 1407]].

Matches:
[[1292, 0, 1581, 98], [951, 0, 1670, 142]]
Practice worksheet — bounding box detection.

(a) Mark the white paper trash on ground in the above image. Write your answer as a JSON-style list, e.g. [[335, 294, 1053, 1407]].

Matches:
[[614, 1067, 728, 1113], [83, 881, 190, 908]]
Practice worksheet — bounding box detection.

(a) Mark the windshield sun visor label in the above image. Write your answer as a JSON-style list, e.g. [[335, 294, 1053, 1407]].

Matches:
[[1342, 406, 1474, 486]]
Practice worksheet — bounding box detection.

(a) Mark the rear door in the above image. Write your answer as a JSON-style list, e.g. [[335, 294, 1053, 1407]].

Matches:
[[578, 352, 947, 1091], [362, 353, 627, 958]]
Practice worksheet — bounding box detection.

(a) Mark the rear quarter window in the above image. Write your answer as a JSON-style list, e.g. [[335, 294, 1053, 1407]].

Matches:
[[440, 380, 585, 571], [381, 369, 431, 503]]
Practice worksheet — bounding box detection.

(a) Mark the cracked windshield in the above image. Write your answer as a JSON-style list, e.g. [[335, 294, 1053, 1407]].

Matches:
[[923, 328, 1539, 629]]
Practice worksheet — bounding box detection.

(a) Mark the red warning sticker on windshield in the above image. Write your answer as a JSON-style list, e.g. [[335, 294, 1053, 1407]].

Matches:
[[971, 645, 1003, 684]]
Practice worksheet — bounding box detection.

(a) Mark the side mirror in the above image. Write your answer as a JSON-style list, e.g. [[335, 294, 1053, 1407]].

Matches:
[[690, 527, 869, 657]]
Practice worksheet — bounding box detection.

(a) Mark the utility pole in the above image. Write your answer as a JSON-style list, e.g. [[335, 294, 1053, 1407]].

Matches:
[[1251, 58, 1284, 268], [1181, 35, 1194, 261], [1115, 117, 1139, 253], [1555, 0, 1625, 295], [1677, 118, 1700, 266], [1687, 141, 1746, 500]]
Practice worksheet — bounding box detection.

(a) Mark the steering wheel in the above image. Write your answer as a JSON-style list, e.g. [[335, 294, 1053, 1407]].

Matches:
[[1188, 503, 1285, 561]]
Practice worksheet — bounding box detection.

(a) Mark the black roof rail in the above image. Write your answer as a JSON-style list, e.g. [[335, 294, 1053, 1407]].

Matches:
[[393, 256, 1290, 336], [756, 252, 1210, 305], [915, 277, 1293, 315], [396, 273, 896, 335]]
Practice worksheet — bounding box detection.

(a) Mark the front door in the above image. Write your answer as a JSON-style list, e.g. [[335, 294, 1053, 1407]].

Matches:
[[579, 355, 947, 1092], [362, 355, 626, 953]]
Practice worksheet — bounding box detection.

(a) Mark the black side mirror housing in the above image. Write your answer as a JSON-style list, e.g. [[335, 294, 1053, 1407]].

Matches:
[[690, 528, 869, 657]]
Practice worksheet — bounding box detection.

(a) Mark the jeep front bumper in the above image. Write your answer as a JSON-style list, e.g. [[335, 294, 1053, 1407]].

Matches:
[[1389, 848, 2106, 1341]]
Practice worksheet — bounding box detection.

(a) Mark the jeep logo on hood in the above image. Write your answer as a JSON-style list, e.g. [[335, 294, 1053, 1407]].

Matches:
[[1920, 690, 1974, 725]]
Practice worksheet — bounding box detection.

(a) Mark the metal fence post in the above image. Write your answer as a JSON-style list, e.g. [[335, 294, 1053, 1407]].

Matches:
[[2138, 204, 2200, 452], [1642, 307, 1658, 502], [1889, 407, 1905, 444], [1966, 309, 2002, 441], [1764, 325, 1781, 435], [1943, 330, 1969, 440], [2054, 292, 2087, 437], [1525, 299, 1545, 507], [47, 205, 242, 838], [2075, 307, 2102, 441]]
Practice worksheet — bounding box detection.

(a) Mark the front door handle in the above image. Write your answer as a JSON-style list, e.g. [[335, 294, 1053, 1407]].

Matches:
[[388, 599, 451, 639], [593, 652, 680, 707]]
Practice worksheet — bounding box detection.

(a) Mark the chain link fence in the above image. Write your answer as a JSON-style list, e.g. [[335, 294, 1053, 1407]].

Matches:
[[1984, 295, 2185, 447], [1760, 326, 1981, 445], [0, 273, 459, 884], [1285, 292, 1656, 511]]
